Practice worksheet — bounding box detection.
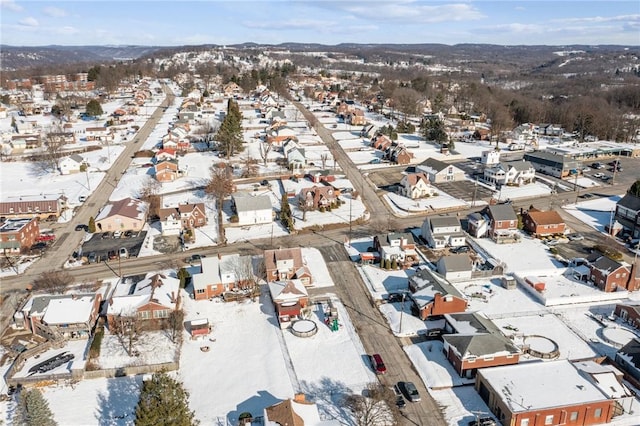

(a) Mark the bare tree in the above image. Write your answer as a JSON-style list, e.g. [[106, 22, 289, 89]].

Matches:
[[242, 153, 259, 178], [391, 87, 420, 122], [233, 255, 259, 299], [342, 383, 397, 426], [111, 314, 146, 356], [258, 141, 273, 166], [32, 270, 73, 293], [320, 153, 329, 170], [138, 177, 161, 220], [205, 163, 234, 244], [298, 197, 312, 222], [167, 309, 185, 344], [487, 102, 513, 148]]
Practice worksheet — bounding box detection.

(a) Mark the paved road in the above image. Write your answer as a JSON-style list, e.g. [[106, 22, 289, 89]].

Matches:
[[292, 100, 390, 229], [16, 86, 175, 279]]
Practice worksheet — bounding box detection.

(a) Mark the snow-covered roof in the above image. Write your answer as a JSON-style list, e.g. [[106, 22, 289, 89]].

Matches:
[[108, 270, 179, 315], [478, 360, 610, 412], [573, 360, 632, 399], [193, 254, 239, 291], [268, 279, 308, 302], [40, 294, 97, 325]]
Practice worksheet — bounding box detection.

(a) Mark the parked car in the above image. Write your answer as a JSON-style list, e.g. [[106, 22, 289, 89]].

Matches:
[[75, 224, 88, 231], [387, 293, 404, 303], [185, 254, 206, 264], [113, 230, 122, 238], [30, 242, 48, 251], [593, 172, 605, 179], [567, 233, 584, 241], [450, 245, 470, 254], [369, 354, 387, 374], [87, 252, 97, 263], [469, 417, 497, 426], [101, 232, 111, 239], [118, 247, 129, 259], [399, 381, 421, 402], [591, 162, 605, 169], [107, 250, 118, 260], [78, 195, 87, 203], [392, 385, 406, 409], [579, 193, 594, 199]]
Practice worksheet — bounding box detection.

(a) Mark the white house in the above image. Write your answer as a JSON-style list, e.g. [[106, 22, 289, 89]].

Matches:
[[421, 216, 466, 249], [232, 194, 273, 226], [85, 126, 110, 142], [417, 158, 465, 183], [484, 160, 536, 187], [58, 154, 85, 175], [437, 254, 474, 282], [399, 172, 434, 199], [481, 149, 501, 166]]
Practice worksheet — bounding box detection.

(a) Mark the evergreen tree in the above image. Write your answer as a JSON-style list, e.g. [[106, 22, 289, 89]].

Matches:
[[628, 179, 640, 197], [280, 194, 291, 223], [421, 117, 448, 145], [215, 99, 244, 158], [177, 268, 191, 288], [15, 388, 57, 426], [85, 99, 103, 117], [135, 371, 198, 426], [88, 216, 96, 233]]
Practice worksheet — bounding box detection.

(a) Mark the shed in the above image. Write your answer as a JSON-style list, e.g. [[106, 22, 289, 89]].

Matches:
[[525, 276, 545, 292], [190, 318, 210, 338]]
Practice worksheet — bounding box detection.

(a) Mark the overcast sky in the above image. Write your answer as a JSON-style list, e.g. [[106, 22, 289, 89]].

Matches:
[[1, 0, 639, 47]]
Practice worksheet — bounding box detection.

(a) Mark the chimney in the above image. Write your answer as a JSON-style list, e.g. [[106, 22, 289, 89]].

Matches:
[[293, 393, 306, 403], [171, 291, 176, 303]]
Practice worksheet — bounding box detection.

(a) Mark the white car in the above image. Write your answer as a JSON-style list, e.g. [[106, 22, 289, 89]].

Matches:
[[593, 172, 605, 179]]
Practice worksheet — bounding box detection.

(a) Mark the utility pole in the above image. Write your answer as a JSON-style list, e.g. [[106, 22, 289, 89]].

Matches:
[[348, 196, 353, 246], [472, 178, 478, 207], [611, 155, 619, 185], [399, 292, 406, 334]]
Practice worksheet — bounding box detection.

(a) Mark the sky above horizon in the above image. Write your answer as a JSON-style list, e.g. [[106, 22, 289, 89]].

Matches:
[[1, 0, 639, 47]]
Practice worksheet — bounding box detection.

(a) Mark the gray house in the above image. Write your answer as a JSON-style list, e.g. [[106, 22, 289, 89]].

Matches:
[[421, 216, 466, 249], [417, 158, 465, 183], [615, 193, 640, 240], [437, 253, 473, 282]]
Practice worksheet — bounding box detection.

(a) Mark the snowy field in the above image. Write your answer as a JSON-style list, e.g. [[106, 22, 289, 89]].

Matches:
[[564, 194, 624, 233]]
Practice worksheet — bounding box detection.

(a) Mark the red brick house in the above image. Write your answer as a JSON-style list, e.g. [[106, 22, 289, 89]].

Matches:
[[0, 218, 39, 254], [298, 186, 340, 211], [155, 148, 177, 162], [408, 268, 468, 320], [347, 109, 367, 126], [107, 271, 181, 326], [485, 204, 520, 243], [587, 255, 639, 292], [442, 312, 520, 378], [614, 302, 640, 330], [523, 207, 566, 237], [192, 254, 255, 300], [154, 159, 180, 182], [268, 279, 309, 327], [263, 248, 312, 285], [158, 202, 207, 232], [372, 134, 392, 151], [477, 360, 616, 426]]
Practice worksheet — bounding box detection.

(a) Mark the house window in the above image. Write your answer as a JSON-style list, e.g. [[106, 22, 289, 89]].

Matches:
[[570, 412, 578, 421], [594, 408, 602, 418], [615, 273, 620, 278], [138, 311, 151, 320], [544, 415, 554, 425], [483, 356, 494, 361], [196, 289, 205, 294], [153, 309, 169, 319], [467, 357, 476, 363], [520, 420, 529, 426]]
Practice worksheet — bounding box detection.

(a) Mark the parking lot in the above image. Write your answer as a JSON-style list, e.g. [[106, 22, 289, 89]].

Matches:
[[80, 231, 147, 262]]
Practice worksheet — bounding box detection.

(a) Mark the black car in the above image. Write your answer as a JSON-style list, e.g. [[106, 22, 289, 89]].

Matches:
[[101, 232, 111, 239], [469, 417, 497, 426], [392, 385, 406, 409], [124, 230, 133, 238], [387, 293, 405, 303], [30, 242, 48, 250], [75, 224, 88, 231], [451, 245, 470, 254]]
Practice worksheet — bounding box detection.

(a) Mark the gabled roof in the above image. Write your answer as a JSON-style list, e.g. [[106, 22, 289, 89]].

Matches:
[[419, 157, 449, 172], [409, 268, 464, 307], [502, 160, 534, 171], [486, 204, 517, 221], [264, 247, 304, 272], [403, 172, 429, 186], [618, 193, 640, 212], [525, 208, 564, 226], [590, 255, 626, 274], [233, 195, 272, 213], [95, 197, 147, 221], [438, 253, 473, 272], [618, 338, 640, 368], [268, 279, 308, 302], [444, 312, 501, 334], [428, 216, 461, 229], [443, 333, 519, 358]]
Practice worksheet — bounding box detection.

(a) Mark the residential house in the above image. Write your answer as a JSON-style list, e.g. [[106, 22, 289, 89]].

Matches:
[[0, 194, 66, 220], [346, 108, 367, 126], [476, 360, 616, 426], [573, 360, 636, 415], [298, 185, 340, 211], [373, 232, 418, 265], [155, 148, 177, 162], [483, 160, 536, 187], [154, 159, 180, 182], [0, 218, 39, 254], [467, 211, 489, 239], [264, 248, 312, 286], [437, 253, 474, 282], [371, 134, 392, 151], [283, 139, 306, 170], [232, 195, 273, 226], [106, 271, 181, 327], [95, 197, 148, 232], [58, 154, 85, 175], [481, 149, 501, 167], [85, 126, 111, 142], [524, 151, 581, 178], [398, 172, 434, 199], [263, 394, 341, 426], [483, 204, 520, 243], [522, 207, 566, 237], [192, 254, 254, 300], [47, 132, 76, 147], [615, 338, 640, 385], [442, 312, 520, 378], [421, 216, 466, 249], [336, 100, 356, 117], [615, 192, 640, 239], [11, 134, 41, 151], [18, 293, 102, 340], [268, 279, 309, 326], [266, 126, 297, 145], [408, 268, 468, 320], [158, 202, 207, 235], [417, 158, 465, 183], [587, 255, 639, 292], [389, 145, 413, 165], [308, 170, 336, 184], [614, 302, 640, 330]]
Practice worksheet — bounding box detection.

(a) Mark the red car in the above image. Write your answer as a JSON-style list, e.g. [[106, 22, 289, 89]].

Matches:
[[36, 234, 56, 242], [369, 354, 387, 374]]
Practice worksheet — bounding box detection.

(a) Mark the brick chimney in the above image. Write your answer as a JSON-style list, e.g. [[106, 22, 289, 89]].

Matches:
[[293, 393, 306, 403]]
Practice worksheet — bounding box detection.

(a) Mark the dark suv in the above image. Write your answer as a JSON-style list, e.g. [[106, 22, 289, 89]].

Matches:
[[451, 245, 470, 254]]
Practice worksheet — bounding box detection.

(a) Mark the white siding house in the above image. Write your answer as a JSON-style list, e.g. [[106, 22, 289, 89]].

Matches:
[[233, 195, 273, 226]]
